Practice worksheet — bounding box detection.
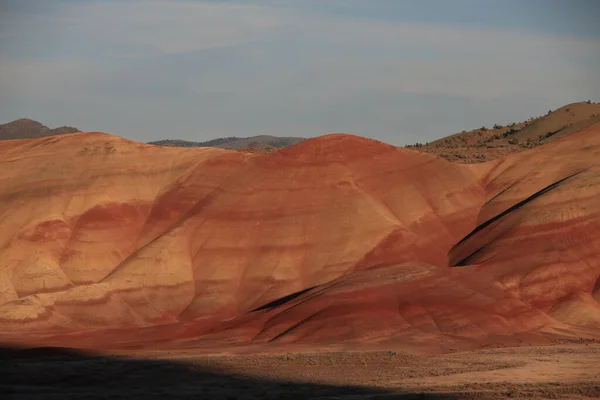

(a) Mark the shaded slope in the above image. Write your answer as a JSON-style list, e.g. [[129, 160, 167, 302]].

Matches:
[[202, 262, 562, 347], [0, 345, 397, 400]]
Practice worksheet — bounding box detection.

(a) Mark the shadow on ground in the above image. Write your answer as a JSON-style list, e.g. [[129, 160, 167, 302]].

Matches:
[[0, 345, 461, 400]]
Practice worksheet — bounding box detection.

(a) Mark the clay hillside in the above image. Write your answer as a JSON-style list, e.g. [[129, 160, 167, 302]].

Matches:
[[149, 135, 305, 153], [0, 120, 599, 352], [0, 118, 80, 140], [408, 101, 600, 163]]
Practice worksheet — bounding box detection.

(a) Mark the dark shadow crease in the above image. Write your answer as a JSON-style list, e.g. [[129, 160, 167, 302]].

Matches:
[[451, 170, 586, 267], [0, 345, 462, 400], [251, 286, 316, 312]]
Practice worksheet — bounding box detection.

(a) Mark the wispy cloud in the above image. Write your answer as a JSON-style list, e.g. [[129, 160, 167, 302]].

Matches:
[[60, 1, 283, 58], [0, 0, 599, 143]]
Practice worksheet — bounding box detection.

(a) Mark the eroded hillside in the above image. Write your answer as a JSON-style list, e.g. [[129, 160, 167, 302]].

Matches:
[[0, 124, 599, 351]]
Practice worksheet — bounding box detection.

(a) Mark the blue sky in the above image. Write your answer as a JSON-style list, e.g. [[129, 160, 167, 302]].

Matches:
[[0, 0, 598, 145]]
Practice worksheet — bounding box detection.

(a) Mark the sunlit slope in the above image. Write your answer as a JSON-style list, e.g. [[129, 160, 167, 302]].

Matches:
[[198, 123, 600, 347], [450, 122, 600, 327], [0, 133, 483, 335]]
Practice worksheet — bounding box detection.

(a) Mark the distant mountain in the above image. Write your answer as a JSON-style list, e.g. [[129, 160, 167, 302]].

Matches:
[[148, 135, 306, 149], [0, 119, 80, 140]]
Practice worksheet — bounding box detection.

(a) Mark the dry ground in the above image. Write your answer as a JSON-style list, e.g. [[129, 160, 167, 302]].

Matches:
[[2, 342, 598, 399]]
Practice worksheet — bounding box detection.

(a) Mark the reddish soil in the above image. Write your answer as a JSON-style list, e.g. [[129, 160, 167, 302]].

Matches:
[[0, 124, 600, 351]]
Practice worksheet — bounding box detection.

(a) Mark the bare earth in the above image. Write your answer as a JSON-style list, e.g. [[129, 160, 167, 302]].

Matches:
[[1, 107, 600, 399], [2, 342, 598, 399]]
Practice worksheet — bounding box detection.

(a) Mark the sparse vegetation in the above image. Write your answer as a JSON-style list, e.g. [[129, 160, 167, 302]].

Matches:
[[409, 101, 600, 163], [502, 128, 517, 138]]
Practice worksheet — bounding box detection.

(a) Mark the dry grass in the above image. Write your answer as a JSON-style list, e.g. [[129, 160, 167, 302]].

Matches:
[[407, 101, 600, 163]]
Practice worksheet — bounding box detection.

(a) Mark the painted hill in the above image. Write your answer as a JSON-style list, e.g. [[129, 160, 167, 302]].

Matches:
[[0, 123, 599, 351], [0, 118, 80, 140], [409, 101, 600, 163], [148, 135, 305, 150]]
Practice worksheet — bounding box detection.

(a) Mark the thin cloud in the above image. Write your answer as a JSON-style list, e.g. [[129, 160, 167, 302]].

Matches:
[[61, 1, 284, 58], [0, 0, 598, 143]]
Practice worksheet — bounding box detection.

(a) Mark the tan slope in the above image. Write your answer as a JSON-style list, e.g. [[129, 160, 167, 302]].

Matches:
[[418, 101, 600, 163], [427, 101, 600, 148], [512, 102, 600, 142]]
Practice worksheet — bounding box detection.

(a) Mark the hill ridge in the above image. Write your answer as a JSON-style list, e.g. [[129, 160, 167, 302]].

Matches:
[[409, 100, 600, 163], [148, 134, 306, 150], [0, 118, 80, 140]]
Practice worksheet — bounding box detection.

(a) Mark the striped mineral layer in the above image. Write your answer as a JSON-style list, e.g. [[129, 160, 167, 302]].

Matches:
[[0, 124, 599, 351]]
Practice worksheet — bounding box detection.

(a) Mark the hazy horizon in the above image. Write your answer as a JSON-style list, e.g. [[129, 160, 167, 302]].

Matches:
[[1, 0, 599, 146]]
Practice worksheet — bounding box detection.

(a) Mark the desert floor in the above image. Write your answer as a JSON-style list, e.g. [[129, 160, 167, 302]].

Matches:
[[2, 341, 598, 399]]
